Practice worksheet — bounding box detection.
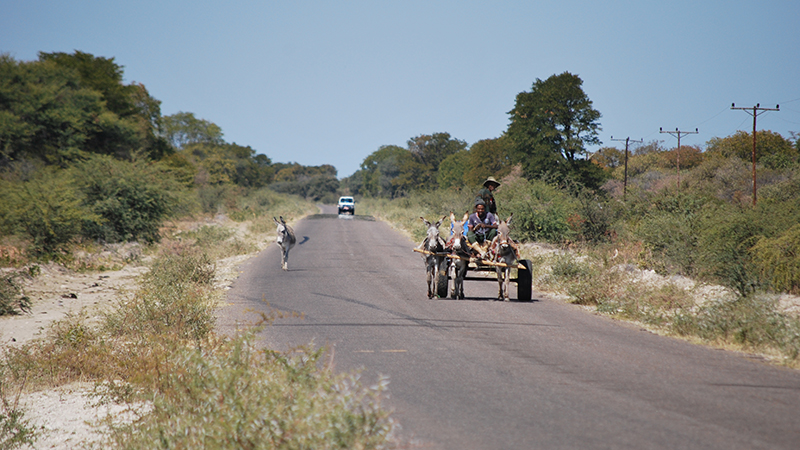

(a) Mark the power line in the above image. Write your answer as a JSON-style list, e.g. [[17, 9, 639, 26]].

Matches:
[[731, 103, 780, 206], [659, 127, 698, 188], [610, 136, 643, 202]]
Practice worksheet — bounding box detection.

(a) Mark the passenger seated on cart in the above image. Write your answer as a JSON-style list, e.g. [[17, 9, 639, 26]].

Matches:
[[467, 199, 498, 255]]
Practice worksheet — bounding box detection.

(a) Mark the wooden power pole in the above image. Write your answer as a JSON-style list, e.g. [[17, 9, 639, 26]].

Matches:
[[730, 103, 780, 206], [659, 127, 698, 189], [611, 136, 643, 201]]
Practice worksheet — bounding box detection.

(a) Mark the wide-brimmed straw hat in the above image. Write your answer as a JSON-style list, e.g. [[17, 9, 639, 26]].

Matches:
[[483, 177, 500, 188]]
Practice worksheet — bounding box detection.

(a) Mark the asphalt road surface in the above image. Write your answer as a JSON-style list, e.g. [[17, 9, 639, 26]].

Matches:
[[220, 207, 800, 450]]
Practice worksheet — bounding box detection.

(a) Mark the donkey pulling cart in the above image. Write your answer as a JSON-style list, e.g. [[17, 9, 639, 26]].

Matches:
[[414, 213, 533, 302]]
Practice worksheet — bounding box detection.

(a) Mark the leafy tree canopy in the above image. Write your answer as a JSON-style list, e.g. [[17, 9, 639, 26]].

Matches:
[[39, 50, 137, 118], [507, 72, 603, 187], [0, 52, 169, 166], [405, 132, 467, 190], [160, 111, 224, 149], [354, 145, 414, 197], [706, 130, 798, 169], [591, 146, 624, 170], [436, 150, 469, 190], [463, 136, 514, 186]]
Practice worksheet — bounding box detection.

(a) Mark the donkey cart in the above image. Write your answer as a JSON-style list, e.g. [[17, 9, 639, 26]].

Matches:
[[413, 248, 533, 302]]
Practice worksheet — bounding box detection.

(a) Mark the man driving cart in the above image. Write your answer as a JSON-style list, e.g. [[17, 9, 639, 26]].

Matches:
[[467, 198, 497, 255]]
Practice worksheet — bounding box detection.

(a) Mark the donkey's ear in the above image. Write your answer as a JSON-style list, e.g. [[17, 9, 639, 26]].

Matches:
[[462, 212, 469, 222], [273, 217, 280, 225], [506, 213, 514, 226], [450, 212, 456, 222], [437, 215, 447, 227], [420, 217, 431, 226]]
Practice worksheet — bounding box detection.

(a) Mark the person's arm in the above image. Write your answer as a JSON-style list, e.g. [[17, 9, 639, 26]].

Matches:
[[484, 213, 499, 229]]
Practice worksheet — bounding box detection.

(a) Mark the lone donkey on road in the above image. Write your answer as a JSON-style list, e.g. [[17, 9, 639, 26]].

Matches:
[[273, 216, 296, 271]]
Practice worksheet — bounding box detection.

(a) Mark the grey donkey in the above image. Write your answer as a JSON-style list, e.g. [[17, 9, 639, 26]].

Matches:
[[273, 216, 296, 271], [447, 212, 470, 300], [489, 214, 520, 300], [420, 216, 446, 298]]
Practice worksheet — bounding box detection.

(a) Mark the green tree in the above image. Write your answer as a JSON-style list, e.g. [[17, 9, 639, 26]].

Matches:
[[463, 137, 514, 186], [186, 142, 273, 187], [4, 168, 95, 255], [269, 163, 339, 201], [0, 52, 168, 166], [73, 155, 177, 243], [437, 150, 469, 189], [354, 145, 415, 197], [160, 112, 224, 149], [0, 55, 104, 165], [706, 130, 797, 169], [591, 146, 624, 170], [38, 50, 137, 118], [507, 72, 602, 187], [38, 51, 168, 160], [405, 132, 467, 190]]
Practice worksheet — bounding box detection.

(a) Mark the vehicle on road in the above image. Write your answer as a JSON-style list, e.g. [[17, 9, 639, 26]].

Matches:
[[338, 196, 355, 215]]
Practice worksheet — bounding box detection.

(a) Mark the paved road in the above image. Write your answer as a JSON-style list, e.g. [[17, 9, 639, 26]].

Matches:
[[220, 207, 800, 450]]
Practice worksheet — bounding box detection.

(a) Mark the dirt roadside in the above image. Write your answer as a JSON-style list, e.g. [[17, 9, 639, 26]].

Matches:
[[1, 216, 270, 449]]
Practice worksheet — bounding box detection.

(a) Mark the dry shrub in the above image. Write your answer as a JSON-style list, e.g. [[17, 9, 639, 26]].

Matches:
[[751, 224, 800, 294]]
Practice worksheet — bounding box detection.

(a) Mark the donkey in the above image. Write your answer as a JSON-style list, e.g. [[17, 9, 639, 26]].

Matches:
[[273, 216, 296, 271], [419, 216, 446, 298], [446, 212, 471, 300], [489, 214, 520, 300]]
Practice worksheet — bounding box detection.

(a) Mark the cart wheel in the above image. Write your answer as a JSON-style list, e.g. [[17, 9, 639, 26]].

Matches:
[[516, 259, 532, 302], [436, 270, 449, 299]]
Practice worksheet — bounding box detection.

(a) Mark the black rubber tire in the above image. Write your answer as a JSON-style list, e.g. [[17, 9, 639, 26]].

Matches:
[[516, 259, 533, 302], [436, 270, 449, 299]]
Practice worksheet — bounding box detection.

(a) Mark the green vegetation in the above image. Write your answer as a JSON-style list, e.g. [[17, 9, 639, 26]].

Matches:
[[2, 48, 800, 447]]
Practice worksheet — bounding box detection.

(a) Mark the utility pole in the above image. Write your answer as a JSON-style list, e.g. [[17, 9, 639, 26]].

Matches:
[[659, 127, 698, 188], [611, 136, 643, 201], [731, 103, 780, 206]]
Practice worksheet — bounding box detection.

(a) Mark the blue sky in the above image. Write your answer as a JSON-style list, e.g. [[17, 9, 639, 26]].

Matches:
[[3, 0, 799, 178]]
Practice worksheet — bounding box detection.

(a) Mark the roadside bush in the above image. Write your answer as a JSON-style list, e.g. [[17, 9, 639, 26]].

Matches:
[[104, 341, 398, 450], [751, 224, 800, 294], [597, 282, 695, 327], [684, 155, 752, 204], [359, 190, 472, 243], [633, 191, 708, 276], [672, 294, 800, 362], [569, 188, 616, 243], [176, 225, 256, 260], [0, 270, 31, 316], [696, 204, 763, 296], [229, 187, 317, 225], [104, 245, 217, 342], [496, 177, 578, 243], [3, 169, 95, 256], [196, 184, 240, 214], [72, 155, 177, 243], [0, 366, 39, 449]]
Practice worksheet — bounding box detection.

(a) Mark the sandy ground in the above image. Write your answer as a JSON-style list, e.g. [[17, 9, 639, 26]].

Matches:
[[0, 258, 148, 449]]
